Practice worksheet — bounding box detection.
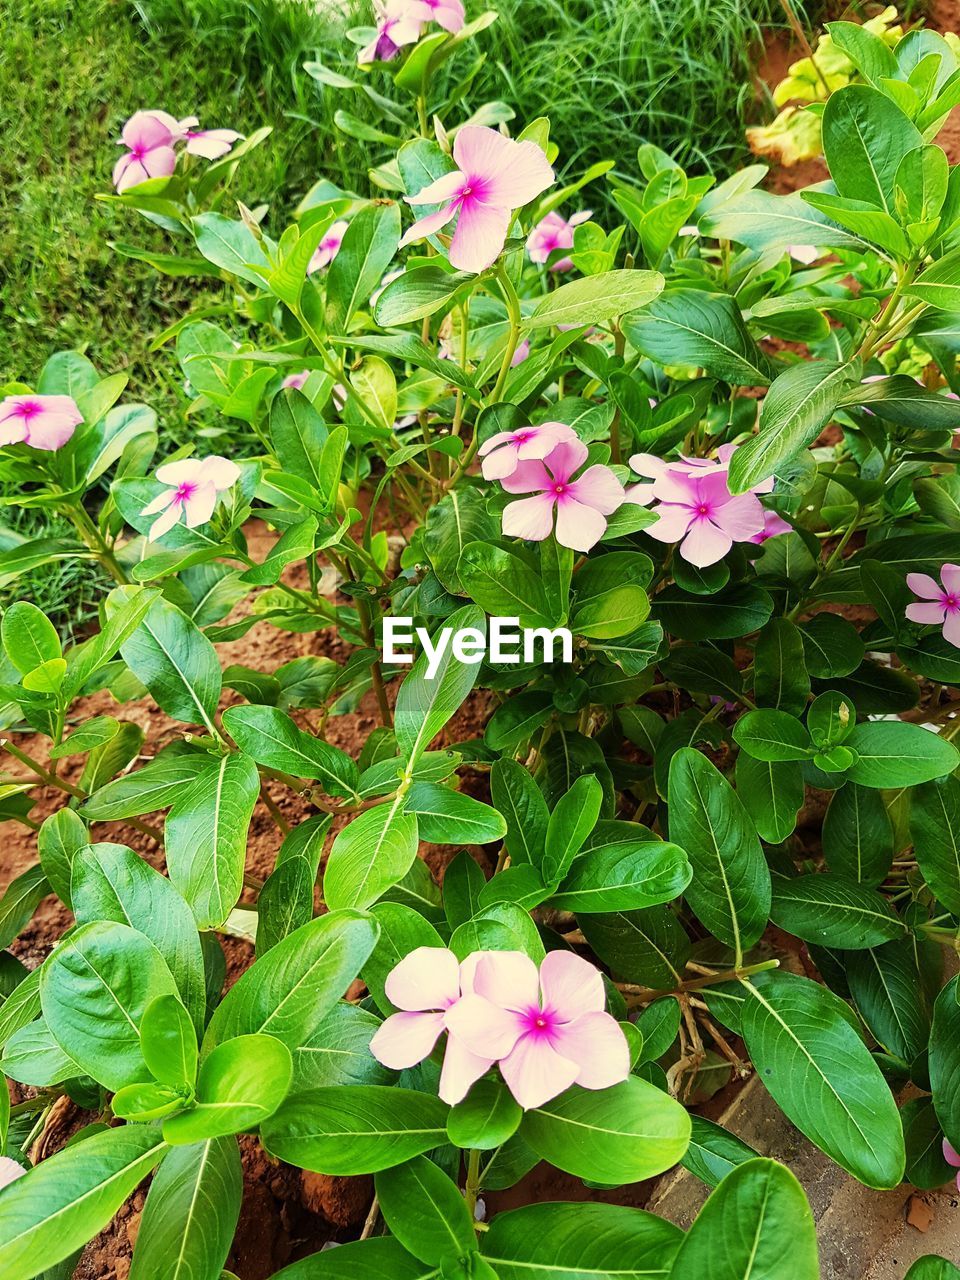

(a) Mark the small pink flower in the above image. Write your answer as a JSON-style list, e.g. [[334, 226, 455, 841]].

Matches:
[[282, 371, 311, 391], [445, 950, 630, 1110], [420, 0, 464, 31], [906, 565, 960, 648], [0, 1157, 26, 1191], [358, 0, 431, 63], [369, 947, 494, 1105], [787, 244, 819, 265], [113, 111, 180, 192], [751, 509, 792, 544], [627, 446, 769, 568], [400, 125, 555, 274], [308, 220, 350, 274], [500, 438, 624, 552], [526, 209, 592, 271], [510, 337, 531, 367], [0, 395, 83, 451], [480, 420, 577, 481], [182, 123, 243, 161], [141, 456, 241, 540]]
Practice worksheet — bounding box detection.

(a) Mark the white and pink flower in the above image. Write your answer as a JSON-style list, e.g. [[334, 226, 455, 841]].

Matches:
[[0, 395, 83, 451], [906, 565, 960, 648], [479, 420, 577, 481], [308, 221, 350, 274], [113, 111, 241, 191], [526, 209, 592, 272], [499, 437, 624, 553], [141, 456, 240, 541]]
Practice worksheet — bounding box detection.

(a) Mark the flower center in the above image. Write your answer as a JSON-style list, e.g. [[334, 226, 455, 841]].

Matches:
[[945, 594, 959, 613], [174, 482, 197, 503], [522, 1006, 556, 1038], [514, 431, 532, 444], [553, 483, 566, 496], [696, 503, 711, 516], [16, 401, 40, 420]]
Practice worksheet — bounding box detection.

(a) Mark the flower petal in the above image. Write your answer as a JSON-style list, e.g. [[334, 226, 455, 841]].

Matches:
[[149, 502, 184, 541], [710, 492, 765, 541], [680, 518, 733, 567], [155, 459, 206, 486], [944, 610, 960, 649], [370, 1010, 445, 1069], [471, 950, 541, 1011], [384, 945, 461, 1012], [568, 464, 625, 515], [182, 483, 218, 529], [438, 1035, 495, 1106], [406, 170, 468, 207], [398, 202, 459, 250], [906, 602, 948, 625], [516, 423, 578, 460], [480, 443, 521, 481], [202, 456, 242, 489], [502, 493, 556, 542], [550, 1012, 631, 1091], [444, 993, 525, 1058], [499, 1033, 579, 1110], [449, 199, 512, 273], [452, 127, 554, 209], [941, 564, 960, 596], [645, 503, 695, 544], [906, 573, 943, 601], [541, 437, 588, 484], [539, 951, 606, 1021], [554, 496, 607, 552]]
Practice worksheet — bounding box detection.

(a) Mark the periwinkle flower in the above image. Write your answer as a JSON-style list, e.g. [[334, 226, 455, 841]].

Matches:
[[499, 437, 624, 553], [141, 456, 240, 540], [0, 394, 83, 451]]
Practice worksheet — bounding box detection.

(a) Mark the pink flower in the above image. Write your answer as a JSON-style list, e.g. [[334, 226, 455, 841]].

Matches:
[[943, 1138, 960, 1190], [358, 0, 431, 63], [400, 125, 555, 274], [787, 244, 819, 265], [369, 947, 494, 1105], [627, 446, 769, 568], [479, 420, 577, 481], [0, 395, 83, 451], [526, 209, 592, 271], [906, 565, 960, 647], [511, 337, 531, 367], [113, 111, 180, 191], [0, 1157, 25, 1192], [500, 438, 624, 552], [282, 371, 311, 391], [141, 456, 241, 540], [751, 509, 792, 544], [420, 0, 464, 31], [181, 119, 243, 161], [308, 220, 349, 274], [445, 950, 630, 1110]]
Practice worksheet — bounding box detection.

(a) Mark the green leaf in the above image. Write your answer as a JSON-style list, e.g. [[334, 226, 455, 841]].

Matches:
[[667, 1158, 818, 1280], [551, 835, 691, 913], [374, 265, 475, 327], [268, 1237, 433, 1279], [41, 920, 179, 1091], [1, 602, 61, 675], [579, 907, 690, 989], [735, 756, 804, 844], [457, 542, 553, 628], [405, 781, 506, 844], [449, 900, 545, 964], [902, 1096, 954, 1191], [128, 1137, 241, 1280], [732, 708, 814, 762], [2, 1018, 79, 1087], [292, 1002, 394, 1091], [929, 975, 960, 1151], [262, 1086, 449, 1174], [845, 721, 959, 787], [740, 970, 905, 1189], [203, 910, 379, 1053], [524, 269, 663, 330], [375, 1156, 475, 1266], [729, 360, 856, 493], [847, 941, 932, 1065], [490, 758, 549, 868], [446, 1079, 522, 1151], [903, 1258, 960, 1279], [71, 842, 206, 1030], [0, 1125, 167, 1280], [822, 85, 922, 214], [769, 873, 905, 948], [543, 774, 602, 883], [0, 864, 50, 951], [80, 747, 211, 821], [326, 203, 401, 333], [222, 704, 359, 800], [520, 1077, 691, 1184], [823, 783, 894, 887], [423, 489, 497, 595], [680, 1115, 759, 1188], [752, 618, 810, 715], [324, 797, 420, 910], [395, 604, 485, 765], [118, 594, 221, 733], [482, 1202, 683, 1278], [667, 749, 770, 958], [653, 584, 773, 641], [142, 993, 199, 1088], [911, 777, 960, 914], [624, 289, 772, 386], [193, 212, 272, 286], [269, 389, 328, 490], [164, 1034, 292, 1143]]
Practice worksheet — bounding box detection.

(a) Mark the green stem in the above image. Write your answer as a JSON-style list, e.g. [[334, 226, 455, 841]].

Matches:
[[464, 1147, 482, 1227], [63, 503, 128, 585]]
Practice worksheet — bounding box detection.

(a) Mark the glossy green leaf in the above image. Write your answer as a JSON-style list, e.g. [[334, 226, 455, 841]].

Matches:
[[164, 1034, 292, 1144], [222, 705, 359, 800], [395, 605, 485, 765], [769, 873, 905, 949], [375, 1155, 475, 1265], [323, 797, 420, 911]]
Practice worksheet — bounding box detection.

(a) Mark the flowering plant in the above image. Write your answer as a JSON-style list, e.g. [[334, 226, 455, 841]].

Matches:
[[5, 10, 960, 1279]]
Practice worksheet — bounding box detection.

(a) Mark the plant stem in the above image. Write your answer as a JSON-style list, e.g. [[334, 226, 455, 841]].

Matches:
[[64, 503, 129, 585], [617, 958, 779, 1007], [464, 1147, 482, 1226], [610, 323, 626, 466]]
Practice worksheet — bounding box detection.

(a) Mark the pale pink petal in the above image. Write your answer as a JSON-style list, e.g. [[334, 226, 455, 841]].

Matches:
[[622, 482, 657, 507], [121, 110, 178, 151], [438, 1035, 495, 1105], [788, 244, 819, 265], [471, 951, 541, 1011], [141, 490, 175, 517], [651, 471, 702, 506], [182, 482, 218, 528], [139, 146, 177, 181], [940, 564, 960, 595], [201, 456, 242, 489], [680, 518, 733, 568], [148, 501, 184, 541], [943, 610, 960, 649], [0, 418, 27, 446], [444, 993, 526, 1058], [458, 952, 483, 996], [384, 946, 461, 1012], [567, 464, 625, 515], [907, 573, 945, 601], [185, 129, 242, 160], [517, 423, 579, 460], [569, 210, 593, 227], [943, 1138, 960, 1168], [541, 437, 588, 484], [370, 1010, 445, 1069], [539, 950, 606, 1021], [452, 128, 555, 209], [24, 410, 84, 451], [155, 459, 206, 486], [906, 602, 948, 625], [710, 492, 765, 541], [503, 493, 556, 542], [449, 199, 512, 273], [0, 1157, 26, 1191], [500, 458, 553, 494], [511, 338, 531, 365], [406, 170, 468, 207], [114, 154, 152, 192], [427, 0, 465, 32], [398, 202, 459, 249], [499, 1033, 579, 1110], [554, 497, 607, 552], [550, 1011, 631, 1090], [478, 430, 515, 457], [629, 454, 672, 481], [646, 503, 695, 544], [481, 444, 522, 481]]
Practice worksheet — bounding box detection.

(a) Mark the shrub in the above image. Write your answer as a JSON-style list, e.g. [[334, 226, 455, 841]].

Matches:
[[3, 9, 960, 1279]]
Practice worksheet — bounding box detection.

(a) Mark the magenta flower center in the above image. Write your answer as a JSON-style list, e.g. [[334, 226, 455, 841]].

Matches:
[[521, 1005, 558, 1038], [16, 401, 41, 420], [174, 482, 197, 504], [696, 503, 711, 517], [944, 593, 960, 613], [553, 483, 567, 497], [514, 431, 532, 444]]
